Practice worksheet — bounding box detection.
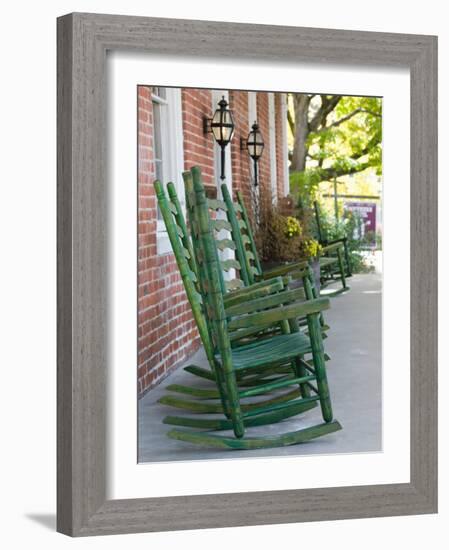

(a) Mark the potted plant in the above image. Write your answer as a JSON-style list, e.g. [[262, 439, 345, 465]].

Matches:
[[300, 238, 323, 291], [255, 196, 304, 269]]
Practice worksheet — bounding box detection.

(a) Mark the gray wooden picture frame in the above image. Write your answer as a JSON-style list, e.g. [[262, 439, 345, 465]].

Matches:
[[57, 12, 438, 537]]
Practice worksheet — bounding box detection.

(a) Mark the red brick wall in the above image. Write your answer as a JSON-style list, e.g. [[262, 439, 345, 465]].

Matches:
[[182, 88, 215, 190], [275, 93, 287, 199], [137, 86, 199, 396]]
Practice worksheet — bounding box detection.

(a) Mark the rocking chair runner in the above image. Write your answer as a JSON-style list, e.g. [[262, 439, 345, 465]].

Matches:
[[155, 166, 342, 449]]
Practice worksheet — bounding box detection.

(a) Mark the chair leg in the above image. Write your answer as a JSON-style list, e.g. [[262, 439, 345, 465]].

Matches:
[[307, 313, 333, 423], [343, 238, 352, 277], [294, 355, 311, 398], [337, 247, 347, 290]]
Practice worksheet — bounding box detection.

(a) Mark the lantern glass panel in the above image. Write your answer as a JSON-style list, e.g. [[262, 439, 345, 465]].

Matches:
[[221, 124, 234, 143], [248, 128, 264, 159], [211, 123, 222, 143], [211, 107, 234, 144]]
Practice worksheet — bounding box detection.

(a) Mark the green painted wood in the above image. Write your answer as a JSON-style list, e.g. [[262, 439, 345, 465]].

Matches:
[[215, 238, 236, 251], [220, 184, 252, 286], [314, 200, 352, 285], [207, 198, 228, 211], [162, 400, 318, 430], [226, 189, 331, 346], [154, 179, 231, 417], [304, 265, 325, 328], [221, 258, 241, 271], [235, 189, 263, 277], [307, 312, 334, 423], [228, 324, 279, 342], [261, 261, 309, 279], [167, 182, 196, 268], [223, 277, 284, 308], [337, 246, 347, 289], [183, 362, 293, 384], [319, 257, 339, 267], [183, 365, 215, 381], [227, 297, 330, 330], [225, 286, 308, 317], [167, 421, 342, 450], [159, 387, 303, 414], [166, 384, 220, 399], [154, 181, 215, 366], [321, 242, 344, 254], [155, 166, 340, 449], [212, 218, 233, 232], [190, 166, 245, 437], [239, 374, 316, 398], [225, 279, 245, 291], [241, 394, 320, 418]]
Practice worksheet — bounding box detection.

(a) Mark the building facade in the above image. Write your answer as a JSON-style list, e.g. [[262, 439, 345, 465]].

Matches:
[[137, 86, 290, 395]]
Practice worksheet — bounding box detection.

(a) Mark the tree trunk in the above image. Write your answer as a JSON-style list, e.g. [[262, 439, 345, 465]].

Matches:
[[290, 94, 310, 172]]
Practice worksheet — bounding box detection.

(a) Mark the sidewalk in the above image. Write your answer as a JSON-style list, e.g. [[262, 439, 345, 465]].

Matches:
[[138, 271, 382, 463]]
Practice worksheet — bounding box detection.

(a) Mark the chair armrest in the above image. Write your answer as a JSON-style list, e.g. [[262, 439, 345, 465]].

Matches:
[[223, 277, 284, 308], [260, 259, 309, 279], [227, 297, 330, 330], [225, 287, 306, 317], [321, 236, 347, 246], [321, 241, 344, 254]]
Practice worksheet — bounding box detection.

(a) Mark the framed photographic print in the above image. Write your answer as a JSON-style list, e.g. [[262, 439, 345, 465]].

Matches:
[[57, 12, 437, 536]]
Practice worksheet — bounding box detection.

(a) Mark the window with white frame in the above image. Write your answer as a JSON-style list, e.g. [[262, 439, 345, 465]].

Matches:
[[151, 87, 185, 254]]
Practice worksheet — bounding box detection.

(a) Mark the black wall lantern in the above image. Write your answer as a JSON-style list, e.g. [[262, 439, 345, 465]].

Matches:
[[203, 96, 235, 181], [241, 121, 265, 186]]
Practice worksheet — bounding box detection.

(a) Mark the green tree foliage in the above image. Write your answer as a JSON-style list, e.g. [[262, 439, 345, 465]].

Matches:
[[289, 94, 382, 206]]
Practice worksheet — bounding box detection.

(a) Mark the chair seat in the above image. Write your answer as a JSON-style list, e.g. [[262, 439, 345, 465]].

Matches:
[[215, 332, 312, 371]]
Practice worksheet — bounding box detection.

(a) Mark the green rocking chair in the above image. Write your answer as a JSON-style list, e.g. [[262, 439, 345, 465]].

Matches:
[[154, 181, 313, 421], [313, 200, 352, 294], [154, 166, 342, 449]]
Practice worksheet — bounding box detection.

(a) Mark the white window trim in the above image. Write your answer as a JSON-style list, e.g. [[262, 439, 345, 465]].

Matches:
[[154, 87, 185, 255], [281, 93, 290, 197], [268, 93, 278, 203], [247, 91, 261, 222]]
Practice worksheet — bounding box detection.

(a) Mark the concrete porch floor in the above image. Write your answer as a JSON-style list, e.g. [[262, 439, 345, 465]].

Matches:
[[138, 271, 382, 462]]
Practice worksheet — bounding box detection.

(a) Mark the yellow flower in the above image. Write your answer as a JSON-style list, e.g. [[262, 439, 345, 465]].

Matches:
[[303, 239, 322, 258], [284, 216, 302, 238]]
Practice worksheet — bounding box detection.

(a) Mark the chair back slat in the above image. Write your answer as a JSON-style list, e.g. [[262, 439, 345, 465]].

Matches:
[[225, 279, 245, 291], [216, 238, 236, 251], [221, 259, 241, 271], [235, 190, 263, 279], [212, 218, 233, 232], [207, 198, 228, 212]]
